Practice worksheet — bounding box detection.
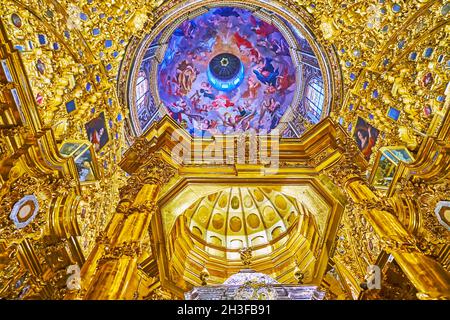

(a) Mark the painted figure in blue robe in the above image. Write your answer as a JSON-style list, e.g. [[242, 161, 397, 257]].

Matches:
[[213, 7, 240, 17], [167, 100, 187, 122], [199, 82, 216, 100], [200, 89, 215, 100], [197, 35, 217, 53], [174, 21, 197, 38], [253, 58, 279, 87]]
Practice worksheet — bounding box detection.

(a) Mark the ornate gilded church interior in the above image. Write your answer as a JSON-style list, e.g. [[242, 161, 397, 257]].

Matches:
[[0, 0, 449, 301]]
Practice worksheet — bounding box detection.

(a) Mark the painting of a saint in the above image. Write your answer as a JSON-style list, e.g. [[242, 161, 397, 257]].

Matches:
[[59, 142, 98, 183], [353, 117, 379, 161], [85, 112, 109, 152]]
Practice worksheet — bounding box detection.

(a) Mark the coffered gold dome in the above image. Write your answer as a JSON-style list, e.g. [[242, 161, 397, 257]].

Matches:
[[183, 187, 299, 252], [1, 0, 449, 302]]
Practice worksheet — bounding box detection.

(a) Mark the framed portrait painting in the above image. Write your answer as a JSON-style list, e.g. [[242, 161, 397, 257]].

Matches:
[[353, 117, 380, 161], [59, 140, 100, 184], [85, 112, 109, 152]]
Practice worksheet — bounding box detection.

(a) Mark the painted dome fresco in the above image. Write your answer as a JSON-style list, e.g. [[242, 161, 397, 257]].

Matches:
[[131, 6, 327, 137]]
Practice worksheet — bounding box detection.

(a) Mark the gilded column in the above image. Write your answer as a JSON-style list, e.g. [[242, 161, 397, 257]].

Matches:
[[75, 154, 176, 300], [326, 137, 450, 299]]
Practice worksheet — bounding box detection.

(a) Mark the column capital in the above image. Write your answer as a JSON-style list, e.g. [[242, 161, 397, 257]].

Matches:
[[134, 154, 177, 186], [118, 154, 177, 202], [118, 176, 143, 203], [323, 136, 368, 188]]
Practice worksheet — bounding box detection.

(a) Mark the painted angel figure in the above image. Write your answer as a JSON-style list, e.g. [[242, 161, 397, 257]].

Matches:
[[253, 58, 280, 87], [175, 60, 199, 95], [242, 76, 261, 99], [233, 32, 263, 64]]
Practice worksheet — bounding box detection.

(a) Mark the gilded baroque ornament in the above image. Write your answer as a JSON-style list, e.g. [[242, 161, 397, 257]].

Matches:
[[118, 177, 144, 202], [323, 136, 366, 187], [99, 240, 143, 263], [239, 247, 253, 267]]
